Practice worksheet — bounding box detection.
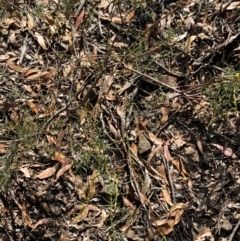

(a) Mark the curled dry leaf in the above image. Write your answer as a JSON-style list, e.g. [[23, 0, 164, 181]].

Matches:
[[75, 9, 85, 30], [95, 209, 107, 228], [27, 13, 34, 30], [51, 152, 68, 164], [164, 143, 172, 162], [195, 226, 214, 241], [28, 101, 39, 115], [185, 35, 197, 52], [70, 204, 101, 224], [122, 197, 135, 209], [212, 143, 237, 159], [7, 59, 28, 73], [22, 202, 34, 229], [35, 32, 47, 50], [33, 218, 53, 229], [148, 132, 163, 146], [162, 188, 173, 206], [184, 144, 200, 162], [56, 164, 72, 179], [160, 106, 169, 124], [34, 165, 57, 179], [19, 166, 32, 178]]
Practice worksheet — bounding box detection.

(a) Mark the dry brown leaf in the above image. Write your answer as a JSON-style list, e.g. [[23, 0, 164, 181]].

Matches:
[[87, 170, 98, 199], [0, 54, 11, 61], [111, 17, 123, 25], [125, 9, 136, 23], [63, 61, 75, 78], [34, 165, 57, 179], [45, 15, 55, 25], [148, 132, 163, 146], [152, 218, 168, 227], [164, 143, 172, 162], [195, 226, 214, 241], [185, 35, 197, 52], [56, 130, 65, 148], [22, 201, 34, 229], [28, 101, 39, 115], [19, 166, 32, 178], [162, 188, 173, 206], [7, 59, 28, 73], [27, 13, 34, 30], [46, 135, 56, 145], [24, 68, 39, 77], [212, 143, 237, 159], [169, 202, 188, 215], [51, 152, 68, 164], [160, 106, 169, 124], [56, 164, 72, 179], [98, 0, 110, 9], [40, 70, 55, 81], [9, 32, 19, 47], [157, 219, 175, 235], [95, 209, 107, 228], [119, 222, 133, 232], [122, 197, 135, 209], [215, 1, 240, 10], [174, 135, 186, 148], [130, 143, 138, 157], [33, 218, 52, 230], [142, 168, 151, 194], [35, 32, 47, 50], [75, 9, 85, 30], [60, 233, 67, 241], [71, 204, 101, 224], [184, 144, 199, 162]]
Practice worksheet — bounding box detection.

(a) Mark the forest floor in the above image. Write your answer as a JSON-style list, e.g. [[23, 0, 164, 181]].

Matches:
[[0, 0, 240, 240]]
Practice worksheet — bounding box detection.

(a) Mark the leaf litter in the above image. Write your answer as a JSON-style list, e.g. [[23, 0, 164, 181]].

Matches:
[[0, 0, 239, 240]]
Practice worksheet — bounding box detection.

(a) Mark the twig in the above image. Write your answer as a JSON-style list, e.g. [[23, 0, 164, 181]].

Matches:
[[162, 154, 176, 204], [227, 219, 240, 241]]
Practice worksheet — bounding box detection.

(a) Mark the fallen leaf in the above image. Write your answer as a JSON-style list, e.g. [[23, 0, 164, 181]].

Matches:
[[164, 143, 172, 162], [27, 13, 34, 29], [46, 135, 56, 145], [95, 209, 107, 228], [22, 201, 34, 229], [33, 218, 53, 229], [162, 188, 173, 206], [7, 59, 28, 73], [34, 165, 57, 179], [195, 226, 214, 241], [160, 106, 169, 124], [212, 143, 237, 159], [19, 166, 32, 178], [185, 35, 197, 52], [75, 9, 85, 30], [56, 164, 72, 179], [125, 9, 135, 23], [122, 197, 135, 209], [184, 144, 200, 162], [148, 132, 163, 145], [51, 152, 68, 164], [28, 101, 39, 115], [35, 32, 47, 50]]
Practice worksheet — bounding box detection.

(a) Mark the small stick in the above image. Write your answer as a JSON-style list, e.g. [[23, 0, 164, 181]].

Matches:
[[227, 219, 240, 241]]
